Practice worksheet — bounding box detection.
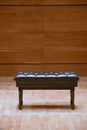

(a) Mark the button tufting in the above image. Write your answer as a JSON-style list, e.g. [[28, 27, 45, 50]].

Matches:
[[15, 71, 79, 79]]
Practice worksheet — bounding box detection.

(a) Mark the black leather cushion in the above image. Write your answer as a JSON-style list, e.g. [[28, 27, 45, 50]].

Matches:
[[14, 71, 79, 89]]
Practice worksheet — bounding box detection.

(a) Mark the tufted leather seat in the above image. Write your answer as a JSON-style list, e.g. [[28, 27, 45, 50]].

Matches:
[[14, 71, 79, 89], [14, 71, 79, 110]]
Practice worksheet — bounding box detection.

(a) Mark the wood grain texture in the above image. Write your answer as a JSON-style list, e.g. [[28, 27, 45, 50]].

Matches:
[[0, 0, 87, 5], [0, 64, 87, 76], [44, 64, 87, 76], [0, 6, 44, 65], [45, 0, 87, 5], [0, 65, 45, 76], [44, 6, 87, 64], [44, 6, 87, 32], [0, 76, 87, 130], [0, 3, 87, 76], [0, 6, 44, 51], [0, 6, 44, 46], [0, 0, 44, 5], [44, 50, 87, 63], [44, 32, 87, 49], [0, 50, 44, 63], [0, 32, 43, 50]]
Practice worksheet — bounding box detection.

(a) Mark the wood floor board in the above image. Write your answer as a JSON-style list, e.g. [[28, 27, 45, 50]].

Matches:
[[0, 76, 87, 130]]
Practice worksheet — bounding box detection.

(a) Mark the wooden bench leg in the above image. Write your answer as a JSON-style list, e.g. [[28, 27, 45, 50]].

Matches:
[[19, 88, 23, 110], [70, 88, 75, 110]]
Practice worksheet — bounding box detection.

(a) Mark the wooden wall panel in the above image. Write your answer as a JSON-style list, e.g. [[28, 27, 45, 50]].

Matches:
[[0, 6, 44, 64], [44, 6, 87, 32], [44, 50, 87, 63], [0, 64, 86, 76], [0, 0, 87, 5], [0, 50, 43, 63], [44, 64, 87, 76], [0, 0, 44, 5], [44, 6, 87, 64], [0, 65, 45, 76], [0, 6, 44, 32], [0, 32, 43, 50], [45, 32, 87, 49], [0, 2, 87, 76], [45, 0, 87, 4]]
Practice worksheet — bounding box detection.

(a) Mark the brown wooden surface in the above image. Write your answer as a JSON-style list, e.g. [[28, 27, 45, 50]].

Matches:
[[44, 50, 87, 63], [0, 76, 87, 130], [0, 64, 87, 76], [0, 0, 44, 5], [0, 2, 87, 76], [0, 51, 44, 63], [45, 0, 87, 5], [0, 6, 44, 51], [0, 0, 87, 5]]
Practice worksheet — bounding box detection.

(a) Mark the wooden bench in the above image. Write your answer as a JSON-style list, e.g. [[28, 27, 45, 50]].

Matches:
[[14, 71, 79, 110]]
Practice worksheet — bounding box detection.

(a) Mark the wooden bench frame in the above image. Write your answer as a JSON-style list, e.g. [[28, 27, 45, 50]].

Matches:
[[18, 87, 75, 110]]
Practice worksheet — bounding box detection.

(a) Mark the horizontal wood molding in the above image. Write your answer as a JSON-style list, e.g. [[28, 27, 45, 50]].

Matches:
[[0, 0, 87, 5]]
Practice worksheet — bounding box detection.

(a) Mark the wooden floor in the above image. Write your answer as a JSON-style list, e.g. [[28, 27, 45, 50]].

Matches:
[[0, 76, 87, 130]]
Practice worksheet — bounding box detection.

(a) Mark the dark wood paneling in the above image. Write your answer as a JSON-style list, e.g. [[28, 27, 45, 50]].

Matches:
[[0, 6, 44, 57], [0, 64, 87, 76], [0, 0, 44, 5], [44, 64, 87, 76], [45, 32, 87, 49], [44, 6, 87, 32], [0, 50, 44, 63], [0, 3, 87, 76], [0, 65, 45, 76], [44, 6, 87, 64], [0, 0, 87, 5], [0, 32, 43, 50], [0, 6, 44, 32], [45, 0, 87, 5], [44, 50, 87, 63]]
